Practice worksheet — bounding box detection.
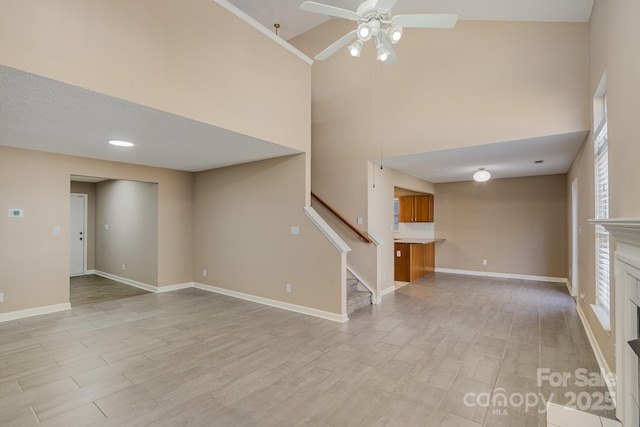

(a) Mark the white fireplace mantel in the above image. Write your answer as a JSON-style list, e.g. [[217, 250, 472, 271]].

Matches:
[[590, 218, 640, 245], [590, 217, 640, 427]]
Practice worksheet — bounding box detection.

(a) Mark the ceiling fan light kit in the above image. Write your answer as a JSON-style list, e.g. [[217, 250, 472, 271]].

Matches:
[[300, 0, 457, 66], [349, 39, 364, 57], [357, 22, 373, 40], [386, 25, 402, 43]]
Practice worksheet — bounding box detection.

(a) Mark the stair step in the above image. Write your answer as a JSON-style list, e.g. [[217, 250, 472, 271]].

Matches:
[[347, 278, 359, 292], [347, 290, 371, 314], [346, 270, 372, 315]]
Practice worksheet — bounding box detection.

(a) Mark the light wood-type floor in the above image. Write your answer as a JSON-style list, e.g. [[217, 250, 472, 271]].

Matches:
[[0, 273, 614, 426], [70, 275, 150, 307]]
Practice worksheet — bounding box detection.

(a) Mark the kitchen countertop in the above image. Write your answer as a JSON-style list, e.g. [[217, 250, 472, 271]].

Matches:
[[393, 238, 445, 244]]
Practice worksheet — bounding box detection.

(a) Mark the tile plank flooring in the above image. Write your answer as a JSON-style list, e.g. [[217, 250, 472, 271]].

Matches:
[[70, 275, 150, 306], [1, 273, 616, 426]]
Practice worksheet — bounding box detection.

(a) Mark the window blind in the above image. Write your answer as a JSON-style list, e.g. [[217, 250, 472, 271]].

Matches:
[[594, 121, 610, 312]]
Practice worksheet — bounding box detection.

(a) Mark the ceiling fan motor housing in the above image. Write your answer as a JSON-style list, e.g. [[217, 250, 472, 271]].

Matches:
[[299, 0, 457, 64]]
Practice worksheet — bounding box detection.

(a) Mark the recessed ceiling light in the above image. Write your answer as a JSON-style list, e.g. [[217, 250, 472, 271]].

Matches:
[[108, 140, 134, 147], [473, 168, 491, 182]]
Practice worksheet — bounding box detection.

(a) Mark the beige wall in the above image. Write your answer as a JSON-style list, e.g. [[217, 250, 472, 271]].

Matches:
[[292, 19, 587, 296], [0, 1, 349, 319], [194, 154, 344, 315], [435, 175, 568, 278], [566, 0, 640, 371], [291, 19, 589, 264], [70, 181, 96, 271], [95, 180, 159, 286], [0, 0, 311, 154], [0, 146, 193, 313]]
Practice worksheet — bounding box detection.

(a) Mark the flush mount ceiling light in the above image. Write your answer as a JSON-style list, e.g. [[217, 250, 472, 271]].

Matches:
[[108, 140, 134, 147], [300, 0, 457, 66], [473, 168, 491, 182]]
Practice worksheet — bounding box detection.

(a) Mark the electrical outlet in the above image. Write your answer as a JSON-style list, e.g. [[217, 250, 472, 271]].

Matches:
[[286, 283, 292, 293], [0, 293, 4, 303], [357, 216, 363, 225], [482, 259, 488, 266], [122, 264, 126, 271], [203, 269, 207, 277]]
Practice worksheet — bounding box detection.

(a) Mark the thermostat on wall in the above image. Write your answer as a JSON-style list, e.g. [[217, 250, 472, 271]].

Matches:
[[8, 209, 23, 218]]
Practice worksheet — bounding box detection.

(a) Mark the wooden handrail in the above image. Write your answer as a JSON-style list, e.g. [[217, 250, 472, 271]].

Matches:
[[311, 192, 374, 244]]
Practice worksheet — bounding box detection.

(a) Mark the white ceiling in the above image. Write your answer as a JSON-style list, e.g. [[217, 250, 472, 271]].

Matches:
[[381, 132, 588, 183], [0, 65, 300, 173], [228, 0, 594, 40]]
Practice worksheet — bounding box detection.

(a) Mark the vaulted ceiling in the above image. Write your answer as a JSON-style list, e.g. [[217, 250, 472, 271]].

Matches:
[[228, 0, 594, 40]]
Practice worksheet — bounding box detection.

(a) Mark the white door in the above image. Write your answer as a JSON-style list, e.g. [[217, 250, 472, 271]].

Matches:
[[70, 194, 86, 276]]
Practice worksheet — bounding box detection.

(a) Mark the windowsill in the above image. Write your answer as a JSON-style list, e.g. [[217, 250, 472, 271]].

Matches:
[[590, 304, 612, 334]]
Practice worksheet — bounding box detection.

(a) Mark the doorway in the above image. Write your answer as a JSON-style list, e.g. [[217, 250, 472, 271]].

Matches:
[[70, 193, 87, 276], [69, 176, 158, 306]]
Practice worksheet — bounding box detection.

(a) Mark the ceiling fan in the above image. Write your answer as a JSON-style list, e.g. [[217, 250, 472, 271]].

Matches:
[[300, 0, 457, 65]]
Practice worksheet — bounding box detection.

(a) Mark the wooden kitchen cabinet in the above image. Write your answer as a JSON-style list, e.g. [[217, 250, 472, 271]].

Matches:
[[394, 243, 411, 282], [394, 242, 435, 282], [424, 242, 435, 274], [398, 195, 434, 223]]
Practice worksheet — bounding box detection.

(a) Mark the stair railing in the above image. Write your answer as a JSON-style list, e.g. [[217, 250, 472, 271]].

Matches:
[[311, 192, 373, 244]]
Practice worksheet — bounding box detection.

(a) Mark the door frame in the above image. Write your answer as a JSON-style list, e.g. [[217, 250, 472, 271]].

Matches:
[[571, 178, 579, 297], [70, 193, 88, 276]]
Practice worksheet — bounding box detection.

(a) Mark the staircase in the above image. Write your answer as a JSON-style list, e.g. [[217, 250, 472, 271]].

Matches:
[[347, 270, 372, 315]]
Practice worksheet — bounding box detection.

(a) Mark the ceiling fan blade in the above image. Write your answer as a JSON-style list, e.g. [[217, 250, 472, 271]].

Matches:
[[375, 0, 398, 13], [391, 14, 458, 29], [315, 30, 357, 61], [381, 36, 398, 66], [300, 1, 361, 21]]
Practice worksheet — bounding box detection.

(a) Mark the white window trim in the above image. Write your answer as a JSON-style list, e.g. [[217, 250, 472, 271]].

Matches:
[[590, 303, 611, 333]]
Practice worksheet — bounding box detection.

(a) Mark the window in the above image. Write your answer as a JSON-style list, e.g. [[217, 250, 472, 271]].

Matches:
[[594, 94, 610, 313]]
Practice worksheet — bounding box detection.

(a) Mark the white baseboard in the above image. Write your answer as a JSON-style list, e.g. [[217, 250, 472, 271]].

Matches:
[[0, 303, 71, 323], [93, 271, 193, 294], [155, 282, 194, 293], [435, 268, 568, 284], [4, 273, 348, 325], [576, 302, 617, 407], [565, 279, 575, 296], [85, 269, 96, 275], [193, 282, 348, 323], [380, 286, 395, 299], [94, 270, 158, 293]]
